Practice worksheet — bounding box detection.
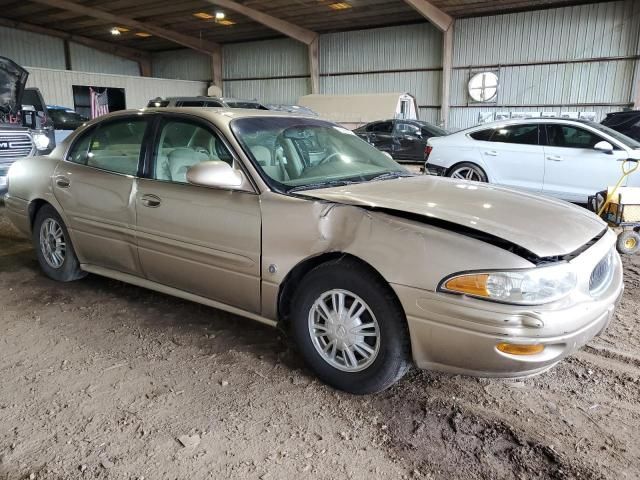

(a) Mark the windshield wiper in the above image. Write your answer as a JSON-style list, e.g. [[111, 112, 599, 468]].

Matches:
[[369, 171, 415, 182], [288, 179, 359, 193]]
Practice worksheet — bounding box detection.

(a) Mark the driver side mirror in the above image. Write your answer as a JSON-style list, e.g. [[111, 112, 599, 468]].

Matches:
[[594, 140, 614, 154], [186, 161, 250, 191]]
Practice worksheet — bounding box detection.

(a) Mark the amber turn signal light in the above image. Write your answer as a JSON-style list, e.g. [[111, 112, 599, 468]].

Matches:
[[496, 343, 545, 355], [443, 274, 490, 297]]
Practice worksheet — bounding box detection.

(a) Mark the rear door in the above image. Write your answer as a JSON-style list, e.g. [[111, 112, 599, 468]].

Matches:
[[53, 115, 151, 274], [135, 114, 262, 312], [392, 121, 424, 162], [478, 123, 545, 192], [542, 124, 628, 202]]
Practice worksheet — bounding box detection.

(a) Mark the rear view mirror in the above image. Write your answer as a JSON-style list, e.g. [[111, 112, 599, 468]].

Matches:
[[186, 161, 248, 190], [594, 141, 614, 154]]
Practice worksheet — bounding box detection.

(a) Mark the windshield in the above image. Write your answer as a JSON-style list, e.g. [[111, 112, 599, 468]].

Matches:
[[232, 117, 407, 192], [48, 109, 87, 129], [586, 121, 640, 149]]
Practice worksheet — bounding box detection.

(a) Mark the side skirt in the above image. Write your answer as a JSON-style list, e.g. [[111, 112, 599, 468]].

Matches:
[[80, 264, 278, 328]]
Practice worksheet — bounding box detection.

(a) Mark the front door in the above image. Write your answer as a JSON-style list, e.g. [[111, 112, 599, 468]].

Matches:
[[366, 120, 394, 155], [393, 121, 424, 162], [479, 123, 545, 193], [542, 124, 629, 202], [135, 115, 261, 312], [52, 116, 149, 275]]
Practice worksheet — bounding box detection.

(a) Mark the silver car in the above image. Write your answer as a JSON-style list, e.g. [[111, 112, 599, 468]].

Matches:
[[5, 108, 623, 394]]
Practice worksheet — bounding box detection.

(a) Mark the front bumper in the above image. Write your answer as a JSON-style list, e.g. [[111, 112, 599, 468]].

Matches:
[[393, 231, 623, 377]]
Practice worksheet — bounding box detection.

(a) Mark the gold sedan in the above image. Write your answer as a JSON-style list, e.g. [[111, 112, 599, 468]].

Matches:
[[5, 108, 623, 394]]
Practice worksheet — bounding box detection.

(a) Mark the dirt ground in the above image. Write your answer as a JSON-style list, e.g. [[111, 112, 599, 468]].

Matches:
[[1, 204, 639, 480]]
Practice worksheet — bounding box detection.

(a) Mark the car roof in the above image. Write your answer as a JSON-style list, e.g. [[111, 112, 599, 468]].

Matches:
[[463, 117, 602, 132], [155, 96, 261, 103]]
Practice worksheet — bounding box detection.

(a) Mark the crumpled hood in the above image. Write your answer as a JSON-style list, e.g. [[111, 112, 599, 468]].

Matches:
[[298, 176, 606, 259], [0, 56, 28, 118]]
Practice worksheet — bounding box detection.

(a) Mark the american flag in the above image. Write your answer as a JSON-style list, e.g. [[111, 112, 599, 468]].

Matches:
[[90, 87, 109, 119]]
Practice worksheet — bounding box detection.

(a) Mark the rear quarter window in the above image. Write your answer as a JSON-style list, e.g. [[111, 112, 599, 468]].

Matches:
[[469, 129, 493, 141]]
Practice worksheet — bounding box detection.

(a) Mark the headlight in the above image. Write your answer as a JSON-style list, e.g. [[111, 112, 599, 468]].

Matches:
[[439, 263, 577, 305], [32, 132, 50, 151]]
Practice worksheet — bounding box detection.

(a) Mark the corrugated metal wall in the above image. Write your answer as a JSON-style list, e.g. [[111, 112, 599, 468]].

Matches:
[[152, 49, 212, 81], [320, 23, 442, 124], [25, 67, 207, 109], [0, 26, 65, 69], [450, 0, 640, 130], [223, 38, 310, 104], [69, 43, 140, 76]]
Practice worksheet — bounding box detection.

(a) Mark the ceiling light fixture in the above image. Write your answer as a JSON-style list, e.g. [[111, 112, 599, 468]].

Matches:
[[193, 12, 214, 19], [328, 2, 351, 9], [215, 11, 226, 20], [110, 27, 121, 35], [217, 19, 235, 26], [135, 32, 152, 38]]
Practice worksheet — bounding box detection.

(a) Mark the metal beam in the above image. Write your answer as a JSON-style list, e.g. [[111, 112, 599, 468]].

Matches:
[[308, 37, 319, 94], [0, 17, 150, 64], [202, 0, 317, 45], [441, 22, 454, 129], [403, 0, 453, 32], [211, 47, 223, 89], [27, 0, 220, 54]]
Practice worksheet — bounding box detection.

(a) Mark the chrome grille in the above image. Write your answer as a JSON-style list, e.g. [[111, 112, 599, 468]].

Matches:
[[0, 132, 34, 159], [589, 251, 614, 296]]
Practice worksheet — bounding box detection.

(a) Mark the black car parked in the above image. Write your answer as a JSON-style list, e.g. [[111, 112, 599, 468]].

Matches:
[[601, 110, 640, 142], [354, 119, 447, 164]]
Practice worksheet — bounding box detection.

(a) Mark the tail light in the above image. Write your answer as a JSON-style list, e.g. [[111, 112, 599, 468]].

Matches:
[[424, 145, 433, 160]]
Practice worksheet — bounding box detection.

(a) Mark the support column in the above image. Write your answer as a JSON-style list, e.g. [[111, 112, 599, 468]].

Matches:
[[441, 21, 454, 129], [309, 36, 320, 94], [139, 58, 152, 77], [63, 39, 72, 70]]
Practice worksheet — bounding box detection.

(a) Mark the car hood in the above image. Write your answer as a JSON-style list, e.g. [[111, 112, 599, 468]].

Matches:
[[297, 176, 606, 259], [0, 56, 28, 117]]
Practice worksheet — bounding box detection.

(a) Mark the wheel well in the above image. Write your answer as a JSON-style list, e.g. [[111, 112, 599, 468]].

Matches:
[[277, 252, 406, 329], [28, 199, 49, 229]]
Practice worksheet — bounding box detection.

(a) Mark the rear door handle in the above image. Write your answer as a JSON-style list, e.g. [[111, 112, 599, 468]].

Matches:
[[547, 155, 563, 161], [484, 150, 498, 156], [55, 176, 70, 188], [140, 194, 161, 208]]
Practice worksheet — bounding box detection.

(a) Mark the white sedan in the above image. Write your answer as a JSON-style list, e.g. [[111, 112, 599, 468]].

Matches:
[[425, 118, 640, 203]]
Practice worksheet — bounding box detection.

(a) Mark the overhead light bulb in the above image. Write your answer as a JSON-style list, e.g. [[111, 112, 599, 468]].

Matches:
[[110, 27, 121, 36], [215, 11, 225, 20]]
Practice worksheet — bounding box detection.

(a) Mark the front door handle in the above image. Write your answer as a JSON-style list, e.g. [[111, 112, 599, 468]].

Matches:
[[55, 176, 70, 188], [484, 150, 498, 156], [547, 155, 563, 161], [140, 194, 161, 208]]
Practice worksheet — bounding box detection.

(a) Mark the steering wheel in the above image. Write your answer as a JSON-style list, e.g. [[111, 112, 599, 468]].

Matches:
[[318, 152, 342, 165]]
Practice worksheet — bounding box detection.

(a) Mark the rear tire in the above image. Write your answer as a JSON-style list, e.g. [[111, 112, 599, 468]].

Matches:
[[290, 259, 411, 394], [616, 230, 640, 255], [32, 205, 86, 282], [447, 162, 488, 182]]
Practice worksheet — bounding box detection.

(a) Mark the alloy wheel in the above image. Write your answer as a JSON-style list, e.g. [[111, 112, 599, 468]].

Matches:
[[451, 166, 483, 181], [308, 289, 380, 372], [39, 218, 66, 269]]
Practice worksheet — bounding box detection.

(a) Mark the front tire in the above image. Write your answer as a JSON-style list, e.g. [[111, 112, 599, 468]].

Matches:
[[290, 259, 411, 394], [447, 162, 488, 182], [32, 205, 86, 282]]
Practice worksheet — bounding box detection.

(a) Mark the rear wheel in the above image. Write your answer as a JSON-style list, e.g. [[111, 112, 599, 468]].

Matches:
[[290, 259, 411, 394], [447, 162, 488, 182], [616, 230, 640, 255], [32, 205, 86, 281]]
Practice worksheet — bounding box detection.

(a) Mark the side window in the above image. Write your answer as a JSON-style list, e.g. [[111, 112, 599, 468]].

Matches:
[[396, 122, 420, 136], [67, 130, 93, 164], [176, 100, 205, 107], [203, 101, 223, 107], [490, 124, 539, 145], [86, 119, 147, 175], [370, 121, 393, 134], [469, 129, 494, 141], [153, 119, 233, 183], [546, 125, 601, 149]]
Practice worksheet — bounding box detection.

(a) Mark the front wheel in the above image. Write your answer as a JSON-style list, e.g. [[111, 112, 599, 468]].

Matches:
[[290, 259, 411, 394], [447, 162, 488, 182], [32, 205, 86, 282]]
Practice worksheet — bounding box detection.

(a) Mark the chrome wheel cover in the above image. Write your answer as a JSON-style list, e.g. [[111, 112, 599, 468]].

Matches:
[[308, 289, 380, 372], [451, 166, 483, 181], [39, 218, 66, 269]]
